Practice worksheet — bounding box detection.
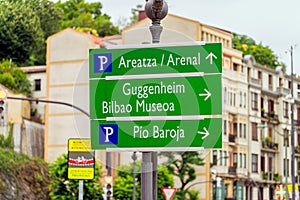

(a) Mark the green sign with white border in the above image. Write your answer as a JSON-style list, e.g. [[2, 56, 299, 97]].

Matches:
[[89, 43, 222, 150]]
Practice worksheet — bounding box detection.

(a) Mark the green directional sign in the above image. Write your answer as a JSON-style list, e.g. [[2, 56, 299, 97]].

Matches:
[[90, 75, 221, 119], [90, 118, 222, 149], [89, 43, 222, 79], [89, 43, 222, 150]]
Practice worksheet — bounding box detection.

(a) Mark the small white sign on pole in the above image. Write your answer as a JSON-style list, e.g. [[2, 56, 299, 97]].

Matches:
[[162, 187, 176, 200]]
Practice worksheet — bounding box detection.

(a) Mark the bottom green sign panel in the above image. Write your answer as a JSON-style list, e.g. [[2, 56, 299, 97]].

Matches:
[[90, 118, 222, 149]]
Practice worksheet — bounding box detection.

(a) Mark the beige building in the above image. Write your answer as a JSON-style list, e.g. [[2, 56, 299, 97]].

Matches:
[[21, 66, 47, 123], [245, 56, 300, 199], [46, 29, 122, 176]]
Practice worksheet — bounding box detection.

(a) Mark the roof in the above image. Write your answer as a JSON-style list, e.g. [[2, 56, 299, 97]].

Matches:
[[21, 66, 46, 74]]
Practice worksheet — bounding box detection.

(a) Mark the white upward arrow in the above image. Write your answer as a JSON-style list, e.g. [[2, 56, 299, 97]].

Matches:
[[205, 52, 217, 64], [198, 128, 209, 139], [199, 89, 211, 101]]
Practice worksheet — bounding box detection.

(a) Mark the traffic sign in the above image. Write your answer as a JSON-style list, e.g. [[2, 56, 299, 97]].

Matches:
[[89, 43, 222, 79], [90, 118, 222, 149], [90, 75, 221, 120], [89, 43, 222, 150], [68, 139, 95, 179], [162, 187, 176, 200]]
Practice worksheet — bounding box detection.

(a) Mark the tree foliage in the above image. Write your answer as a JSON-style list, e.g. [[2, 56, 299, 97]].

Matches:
[[232, 33, 286, 70], [48, 153, 103, 200], [159, 151, 204, 200], [0, 60, 31, 96], [113, 160, 174, 200], [0, 0, 63, 65], [57, 0, 119, 37], [0, 1, 44, 65]]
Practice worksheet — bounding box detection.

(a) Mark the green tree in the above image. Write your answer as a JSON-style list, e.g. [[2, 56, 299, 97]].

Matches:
[[57, 0, 119, 37], [232, 33, 286, 70], [113, 161, 174, 200], [48, 154, 103, 200], [159, 151, 204, 200], [0, 1, 44, 65], [26, 0, 64, 64], [0, 60, 31, 96], [0, 0, 63, 65]]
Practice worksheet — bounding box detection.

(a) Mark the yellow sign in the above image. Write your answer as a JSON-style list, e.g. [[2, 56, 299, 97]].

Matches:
[[68, 168, 95, 179], [68, 138, 95, 180], [68, 138, 93, 152]]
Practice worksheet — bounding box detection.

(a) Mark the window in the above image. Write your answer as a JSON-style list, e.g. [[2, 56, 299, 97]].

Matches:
[[239, 91, 242, 107], [244, 92, 247, 108], [243, 124, 247, 138], [258, 71, 262, 80], [233, 153, 237, 167], [252, 154, 258, 173], [251, 92, 258, 110], [268, 157, 273, 171], [239, 123, 243, 138], [284, 159, 289, 176], [268, 74, 273, 87], [298, 160, 300, 175], [284, 129, 289, 147], [223, 151, 228, 166], [261, 156, 265, 172], [212, 150, 217, 166], [223, 120, 227, 135], [243, 153, 246, 168], [34, 79, 41, 91], [239, 153, 243, 168], [289, 81, 292, 89], [224, 87, 227, 104], [283, 101, 289, 118], [233, 63, 238, 71], [252, 123, 258, 141]]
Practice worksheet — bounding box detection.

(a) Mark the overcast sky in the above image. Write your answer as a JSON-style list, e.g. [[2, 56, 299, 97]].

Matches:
[[95, 0, 300, 75]]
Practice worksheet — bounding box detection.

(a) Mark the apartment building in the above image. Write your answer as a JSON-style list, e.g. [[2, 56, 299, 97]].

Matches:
[[244, 55, 300, 199]]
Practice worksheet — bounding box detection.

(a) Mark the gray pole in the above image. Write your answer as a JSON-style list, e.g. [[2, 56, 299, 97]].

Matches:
[[141, 152, 153, 200], [290, 45, 296, 200], [132, 152, 137, 200], [143, 1, 168, 200]]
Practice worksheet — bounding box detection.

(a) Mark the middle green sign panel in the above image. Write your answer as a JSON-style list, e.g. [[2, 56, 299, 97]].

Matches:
[[90, 75, 221, 120]]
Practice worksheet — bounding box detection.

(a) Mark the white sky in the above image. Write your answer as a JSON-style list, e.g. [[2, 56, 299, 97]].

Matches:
[[96, 0, 300, 75]]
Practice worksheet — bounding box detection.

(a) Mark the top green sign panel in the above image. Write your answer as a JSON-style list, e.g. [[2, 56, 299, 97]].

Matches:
[[89, 43, 222, 78]]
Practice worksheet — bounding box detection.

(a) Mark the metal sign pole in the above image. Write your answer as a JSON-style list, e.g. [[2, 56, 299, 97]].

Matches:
[[79, 180, 83, 200], [143, 1, 168, 200]]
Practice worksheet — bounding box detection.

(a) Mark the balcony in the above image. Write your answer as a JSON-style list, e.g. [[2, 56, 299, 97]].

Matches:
[[262, 171, 281, 182], [228, 166, 237, 175], [229, 134, 236, 143], [249, 77, 262, 88], [261, 137, 278, 152], [276, 86, 290, 96], [267, 112, 280, 124]]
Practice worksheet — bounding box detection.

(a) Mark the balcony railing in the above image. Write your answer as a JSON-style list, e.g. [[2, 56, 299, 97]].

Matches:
[[261, 140, 278, 151], [249, 77, 262, 87], [262, 171, 280, 182], [229, 134, 236, 143], [267, 112, 279, 124], [228, 166, 237, 175], [276, 86, 290, 95]]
